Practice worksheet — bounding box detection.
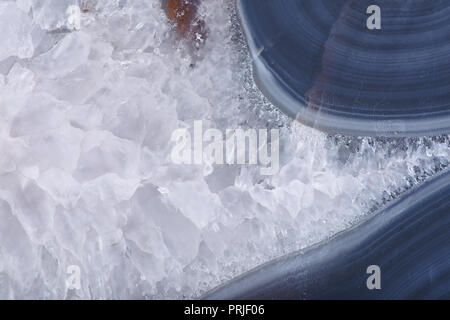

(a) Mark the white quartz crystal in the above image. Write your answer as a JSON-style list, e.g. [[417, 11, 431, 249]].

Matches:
[[0, 0, 448, 299], [0, 2, 34, 61]]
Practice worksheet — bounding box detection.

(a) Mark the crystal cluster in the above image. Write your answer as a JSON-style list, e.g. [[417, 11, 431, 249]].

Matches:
[[0, 0, 448, 299]]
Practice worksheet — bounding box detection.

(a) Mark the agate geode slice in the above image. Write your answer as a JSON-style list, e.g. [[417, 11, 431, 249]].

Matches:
[[238, 0, 450, 136], [204, 170, 450, 299]]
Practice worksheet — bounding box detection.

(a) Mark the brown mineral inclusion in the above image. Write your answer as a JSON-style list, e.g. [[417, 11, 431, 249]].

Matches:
[[163, 0, 206, 43]]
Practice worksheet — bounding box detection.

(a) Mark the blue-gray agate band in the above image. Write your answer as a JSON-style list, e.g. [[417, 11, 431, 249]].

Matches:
[[238, 0, 450, 136], [204, 170, 450, 300]]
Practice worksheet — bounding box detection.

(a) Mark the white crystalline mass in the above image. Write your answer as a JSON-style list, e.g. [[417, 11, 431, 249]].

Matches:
[[30, 31, 92, 78], [30, 0, 79, 31], [0, 0, 448, 299], [0, 2, 34, 61]]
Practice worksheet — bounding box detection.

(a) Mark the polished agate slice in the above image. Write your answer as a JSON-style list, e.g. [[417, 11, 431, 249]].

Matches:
[[205, 171, 450, 299], [238, 0, 450, 136]]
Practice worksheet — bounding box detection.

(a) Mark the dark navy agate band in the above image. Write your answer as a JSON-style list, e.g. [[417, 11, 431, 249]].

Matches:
[[204, 170, 450, 300], [238, 0, 450, 136]]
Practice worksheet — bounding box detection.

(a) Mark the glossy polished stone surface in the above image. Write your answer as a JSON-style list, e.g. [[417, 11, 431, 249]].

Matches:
[[238, 0, 450, 136], [204, 170, 450, 299]]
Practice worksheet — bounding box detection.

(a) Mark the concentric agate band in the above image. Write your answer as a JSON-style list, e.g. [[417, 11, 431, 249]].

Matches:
[[204, 170, 450, 299], [238, 0, 450, 136]]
